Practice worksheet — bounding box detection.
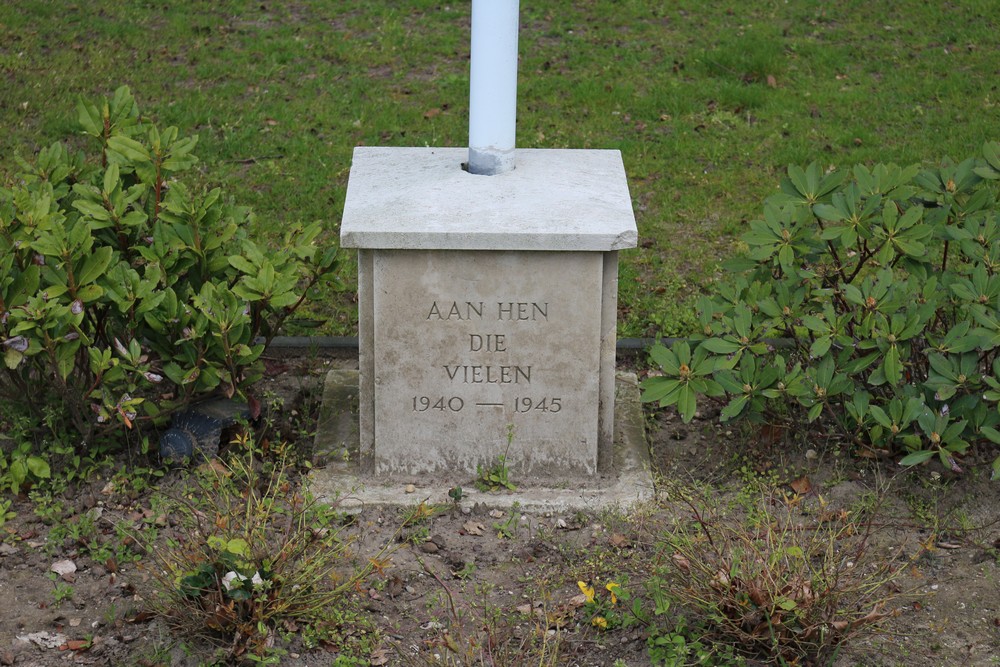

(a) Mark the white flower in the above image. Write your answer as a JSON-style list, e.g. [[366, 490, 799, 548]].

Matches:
[[221, 570, 263, 591], [221, 571, 246, 591]]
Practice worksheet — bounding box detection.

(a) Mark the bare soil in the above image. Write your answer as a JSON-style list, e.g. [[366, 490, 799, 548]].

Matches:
[[1, 351, 998, 666]]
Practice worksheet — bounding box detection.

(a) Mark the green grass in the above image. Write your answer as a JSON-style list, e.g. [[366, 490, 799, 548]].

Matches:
[[2, 0, 998, 336]]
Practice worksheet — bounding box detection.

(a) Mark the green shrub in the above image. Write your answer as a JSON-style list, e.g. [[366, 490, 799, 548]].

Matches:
[[0, 86, 339, 448], [642, 143, 1000, 478]]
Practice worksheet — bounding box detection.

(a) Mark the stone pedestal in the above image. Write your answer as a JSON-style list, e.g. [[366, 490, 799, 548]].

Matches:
[[341, 147, 637, 482]]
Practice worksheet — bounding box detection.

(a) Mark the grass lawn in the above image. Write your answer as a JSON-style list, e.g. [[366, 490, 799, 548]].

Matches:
[[1, 0, 998, 336]]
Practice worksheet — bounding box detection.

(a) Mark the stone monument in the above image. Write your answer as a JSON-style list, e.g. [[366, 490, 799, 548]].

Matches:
[[326, 0, 642, 497]]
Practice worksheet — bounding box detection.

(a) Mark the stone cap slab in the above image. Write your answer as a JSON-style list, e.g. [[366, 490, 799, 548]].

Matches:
[[340, 147, 638, 251]]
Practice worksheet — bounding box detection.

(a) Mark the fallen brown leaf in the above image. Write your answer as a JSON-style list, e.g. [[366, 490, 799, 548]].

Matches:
[[818, 508, 850, 523], [789, 475, 812, 495], [672, 553, 691, 572], [198, 459, 230, 477], [62, 639, 90, 652], [462, 521, 485, 536], [126, 611, 156, 624]]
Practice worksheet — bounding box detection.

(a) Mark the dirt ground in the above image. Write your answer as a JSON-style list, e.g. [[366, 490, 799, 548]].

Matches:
[[1, 350, 998, 666]]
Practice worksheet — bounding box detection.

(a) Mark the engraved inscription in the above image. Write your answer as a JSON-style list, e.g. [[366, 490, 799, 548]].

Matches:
[[426, 301, 484, 320], [425, 301, 548, 322], [372, 251, 603, 475], [497, 302, 548, 321], [469, 334, 506, 352], [412, 396, 465, 412], [418, 299, 559, 410], [443, 364, 531, 384]]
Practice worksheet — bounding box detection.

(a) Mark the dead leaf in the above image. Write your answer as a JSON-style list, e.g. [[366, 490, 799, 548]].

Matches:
[[568, 593, 588, 608], [423, 108, 441, 119], [851, 605, 893, 629], [488, 509, 504, 519], [370, 648, 390, 666], [818, 508, 850, 523], [548, 608, 573, 630], [125, 611, 155, 624], [462, 521, 485, 536], [62, 639, 90, 652], [766, 74, 777, 88], [672, 553, 691, 572], [789, 475, 812, 495], [265, 118, 278, 126], [51, 559, 77, 578], [198, 459, 230, 477], [608, 533, 629, 548], [248, 394, 262, 420]]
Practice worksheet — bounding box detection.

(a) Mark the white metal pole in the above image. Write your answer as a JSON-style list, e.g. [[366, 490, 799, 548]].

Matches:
[[468, 0, 519, 175]]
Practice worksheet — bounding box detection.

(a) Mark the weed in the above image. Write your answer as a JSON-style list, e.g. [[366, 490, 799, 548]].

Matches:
[[651, 481, 912, 665], [50, 577, 75, 606], [492, 502, 521, 540], [576, 576, 646, 631], [29, 488, 67, 525], [0, 498, 14, 529], [402, 500, 444, 527], [452, 561, 477, 580], [647, 613, 745, 666], [137, 436, 386, 662], [476, 424, 517, 492]]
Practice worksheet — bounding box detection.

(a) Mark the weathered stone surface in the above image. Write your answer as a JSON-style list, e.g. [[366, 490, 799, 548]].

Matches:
[[313, 369, 360, 464], [340, 147, 637, 251], [309, 371, 653, 512], [367, 250, 603, 477], [341, 146, 637, 482]]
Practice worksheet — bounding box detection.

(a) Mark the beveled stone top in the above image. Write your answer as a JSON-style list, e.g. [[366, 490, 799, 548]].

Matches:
[[340, 147, 638, 251]]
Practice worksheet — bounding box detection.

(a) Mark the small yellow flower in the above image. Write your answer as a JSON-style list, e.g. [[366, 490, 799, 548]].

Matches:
[[577, 581, 595, 604], [591, 615, 608, 630], [605, 581, 620, 605]]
